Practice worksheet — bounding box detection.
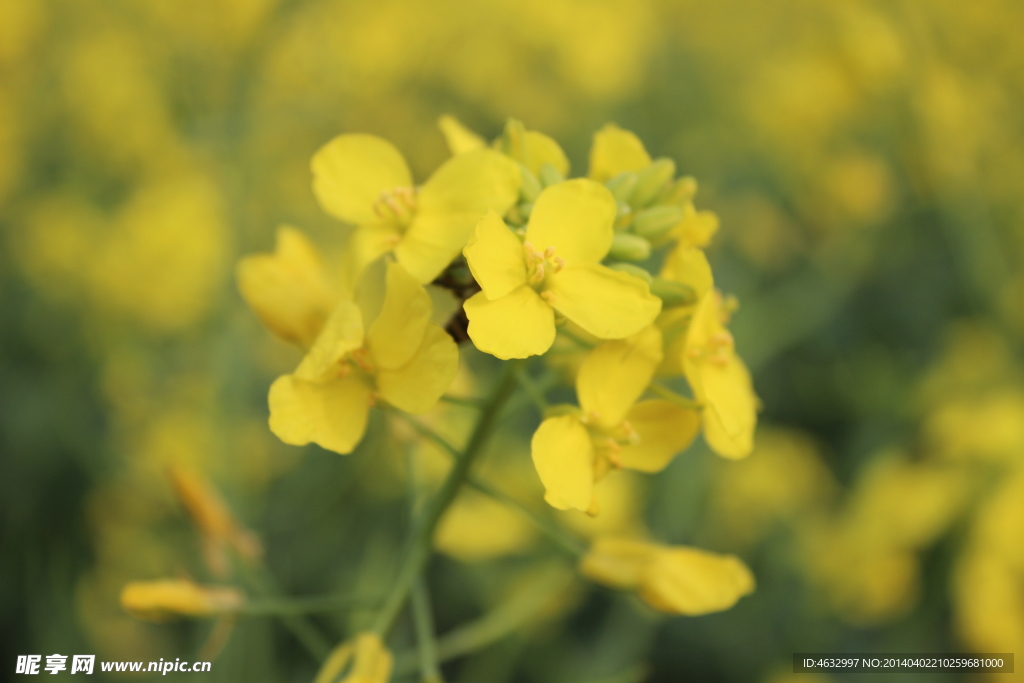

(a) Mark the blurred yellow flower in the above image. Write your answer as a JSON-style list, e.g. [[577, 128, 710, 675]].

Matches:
[[580, 537, 754, 616], [588, 124, 651, 182], [314, 633, 392, 683], [463, 180, 661, 359], [237, 226, 336, 348], [531, 327, 699, 511], [268, 262, 458, 454], [120, 580, 244, 621], [312, 133, 520, 283]]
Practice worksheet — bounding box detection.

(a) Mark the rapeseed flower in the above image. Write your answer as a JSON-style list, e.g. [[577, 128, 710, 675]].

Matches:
[[580, 537, 754, 615], [266, 261, 458, 455], [463, 179, 661, 359], [312, 133, 520, 284], [120, 580, 244, 621], [314, 633, 392, 683], [531, 327, 699, 512]]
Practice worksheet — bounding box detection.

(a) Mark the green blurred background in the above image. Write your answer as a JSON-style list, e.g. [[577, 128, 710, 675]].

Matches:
[[2, 0, 1024, 681]]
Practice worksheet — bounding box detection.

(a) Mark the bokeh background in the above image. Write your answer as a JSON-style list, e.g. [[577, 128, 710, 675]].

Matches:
[[2, 0, 1023, 681]]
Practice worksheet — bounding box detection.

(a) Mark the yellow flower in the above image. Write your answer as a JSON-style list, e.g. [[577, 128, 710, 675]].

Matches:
[[120, 579, 244, 621], [439, 115, 570, 178], [269, 262, 458, 455], [588, 123, 651, 182], [463, 179, 661, 359], [531, 327, 700, 511], [236, 226, 336, 347], [312, 133, 520, 284], [683, 291, 757, 459], [314, 633, 392, 683], [168, 466, 262, 576], [580, 537, 755, 616]]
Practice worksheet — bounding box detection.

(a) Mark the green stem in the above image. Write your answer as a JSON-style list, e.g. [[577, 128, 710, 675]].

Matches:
[[392, 414, 584, 557], [238, 564, 333, 660], [648, 381, 702, 410], [370, 361, 522, 636], [411, 579, 444, 683], [514, 367, 550, 412], [466, 479, 585, 557], [439, 394, 485, 409], [240, 594, 375, 617]]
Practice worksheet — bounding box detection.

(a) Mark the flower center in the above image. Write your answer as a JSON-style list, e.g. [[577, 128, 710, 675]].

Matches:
[[581, 411, 641, 470], [373, 186, 417, 229], [687, 331, 734, 367], [523, 241, 565, 289]]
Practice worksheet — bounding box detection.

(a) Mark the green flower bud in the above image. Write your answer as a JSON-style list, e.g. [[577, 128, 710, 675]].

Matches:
[[518, 201, 534, 219], [606, 171, 639, 203], [501, 118, 527, 159], [632, 205, 684, 239], [608, 233, 652, 262], [519, 165, 542, 203], [538, 162, 565, 188], [631, 158, 676, 208], [650, 277, 697, 307], [607, 262, 652, 283]]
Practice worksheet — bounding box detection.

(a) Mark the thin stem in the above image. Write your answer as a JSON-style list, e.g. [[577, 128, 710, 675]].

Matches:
[[648, 381, 702, 410], [439, 394, 485, 409], [370, 361, 522, 636], [466, 479, 585, 557], [411, 579, 444, 683], [240, 594, 375, 617], [514, 367, 550, 412], [397, 414, 461, 459], [237, 564, 333, 660]]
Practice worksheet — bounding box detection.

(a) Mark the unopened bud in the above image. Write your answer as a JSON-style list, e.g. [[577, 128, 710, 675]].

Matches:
[[650, 277, 697, 307], [632, 205, 683, 240], [519, 165, 542, 202], [659, 175, 698, 205], [605, 172, 639, 203], [608, 233, 651, 262], [500, 118, 527, 159], [607, 262, 652, 283], [538, 162, 565, 188], [630, 158, 676, 208]]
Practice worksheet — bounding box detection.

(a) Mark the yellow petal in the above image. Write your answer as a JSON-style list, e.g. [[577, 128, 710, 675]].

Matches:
[[464, 211, 527, 300], [312, 134, 412, 225], [579, 537, 659, 589], [588, 124, 651, 182], [464, 287, 555, 359], [438, 115, 487, 155], [345, 225, 402, 292], [377, 324, 459, 414], [398, 148, 520, 283], [639, 546, 755, 615], [314, 633, 392, 683], [294, 301, 365, 382], [435, 489, 536, 561], [236, 226, 335, 347], [365, 262, 431, 370], [548, 264, 662, 339], [524, 179, 616, 265], [523, 130, 570, 176], [268, 374, 372, 455], [660, 245, 714, 300], [671, 204, 720, 248], [531, 415, 594, 511], [121, 580, 244, 621], [702, 357, 757, 459], [618, 400, 700, 473], [577, 326, 663, 429]]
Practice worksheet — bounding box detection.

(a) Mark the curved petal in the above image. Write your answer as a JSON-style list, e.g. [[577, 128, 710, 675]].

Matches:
[[660, 245, 714, 300], [268, 374, 372, 455], [639, 547, 755, 616], [525, 179, 616, 265], [463, 211, 527, 300], [236, 226, 335, 347], [377, 324, 459, 414], [531, 416, 594, 511], [294, 300, 364, 382], [366, 262, 431, 370], [548, 264, 662, 340], [577, 326, 663, 428], [464, 287, 555, 359], [587, 124, 651, 182], [438, 115, 487, 156], [701, 357, 757, 459], [311, 134, 412, 225], [619, 400, 700, 473], [524, 130, 570, 176]]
